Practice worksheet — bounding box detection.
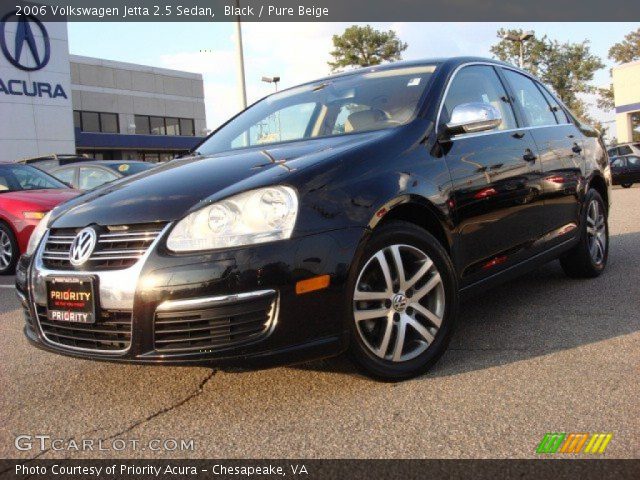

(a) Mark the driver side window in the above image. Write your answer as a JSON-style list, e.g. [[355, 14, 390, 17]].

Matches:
[[442, 65, 516, 132]]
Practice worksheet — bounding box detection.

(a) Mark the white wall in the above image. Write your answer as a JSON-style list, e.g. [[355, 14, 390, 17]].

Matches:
[[0, 16, 75, 162]]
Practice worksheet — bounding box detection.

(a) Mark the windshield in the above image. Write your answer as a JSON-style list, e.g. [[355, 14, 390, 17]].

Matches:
[[198, 65, 437, 156], [0, 164, 68, 193]]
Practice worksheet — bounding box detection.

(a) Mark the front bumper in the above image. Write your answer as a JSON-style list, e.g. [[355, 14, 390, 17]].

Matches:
[[19, 227, 366, 367]]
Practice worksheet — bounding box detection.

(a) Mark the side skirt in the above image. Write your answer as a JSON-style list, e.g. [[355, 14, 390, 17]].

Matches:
[[459, 237, 579, 301]]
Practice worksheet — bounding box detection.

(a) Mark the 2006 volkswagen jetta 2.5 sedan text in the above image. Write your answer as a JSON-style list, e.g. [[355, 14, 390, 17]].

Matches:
[[17, 57, 611, 380]]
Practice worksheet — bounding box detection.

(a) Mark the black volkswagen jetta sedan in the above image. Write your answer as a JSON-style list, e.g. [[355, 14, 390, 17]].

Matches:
[[17, 57, 611, 380]]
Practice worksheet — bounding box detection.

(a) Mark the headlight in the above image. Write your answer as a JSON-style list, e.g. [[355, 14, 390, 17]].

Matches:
[[167, 186, 298, 252], [25, 211, 52, 256]]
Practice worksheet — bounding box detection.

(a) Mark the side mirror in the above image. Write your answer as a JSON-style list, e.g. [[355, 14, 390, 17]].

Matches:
[[444, 102, 502, 136]]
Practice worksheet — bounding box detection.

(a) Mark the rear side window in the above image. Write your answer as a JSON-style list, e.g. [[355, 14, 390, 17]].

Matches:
[[503, 69, 558, 127], [628, 156, 640, 167], [442, 65, 516, 131], [537, 84, 570, 124], [618, 145, 633, 155]]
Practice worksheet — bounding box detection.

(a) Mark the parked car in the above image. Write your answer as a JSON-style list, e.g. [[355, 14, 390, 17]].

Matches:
[[0, 164, 79, 274], [18, 154, 91, 172], [49, 161, 156, 191], [607, 142, 640, 159], [16, 57, 611, 380], [610, 155, 640, 188]]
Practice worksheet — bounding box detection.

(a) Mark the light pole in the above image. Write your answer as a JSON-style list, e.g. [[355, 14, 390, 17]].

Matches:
[[503, 31, 534, 69], [234, 0, 247, 110], [261, 76, 281, 92]]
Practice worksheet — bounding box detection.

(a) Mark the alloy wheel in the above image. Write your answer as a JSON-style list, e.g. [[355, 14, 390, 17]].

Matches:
[[586, 199, 607, 265], [0, 230, 13, 270], [353, 244, 445, 362]]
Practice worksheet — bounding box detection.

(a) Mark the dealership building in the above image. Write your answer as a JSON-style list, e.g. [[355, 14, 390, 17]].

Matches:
[[0, 10, 207, 163], [612, 60, 640, 143]]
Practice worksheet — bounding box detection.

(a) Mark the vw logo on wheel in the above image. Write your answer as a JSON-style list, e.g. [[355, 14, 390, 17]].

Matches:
[[69, 228, 97, 267], [0, 12, 51, 71]]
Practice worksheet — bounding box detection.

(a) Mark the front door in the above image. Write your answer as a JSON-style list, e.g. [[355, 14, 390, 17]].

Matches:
[[439, 65, 545, 285]]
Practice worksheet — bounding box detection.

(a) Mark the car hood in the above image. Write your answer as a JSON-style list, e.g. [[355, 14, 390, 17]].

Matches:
[[1, 189, 80, 211], [51, 131, 390, 229]]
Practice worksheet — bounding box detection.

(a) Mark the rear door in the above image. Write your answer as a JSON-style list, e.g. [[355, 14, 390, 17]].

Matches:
[[501, 68, 583, 247], [440, 64, 545, 285], [626, 155, 640, 183]]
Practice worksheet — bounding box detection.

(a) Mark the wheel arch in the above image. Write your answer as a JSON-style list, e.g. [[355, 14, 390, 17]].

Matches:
[[588, 173, 609, 214], [368, 195, 452, 254]]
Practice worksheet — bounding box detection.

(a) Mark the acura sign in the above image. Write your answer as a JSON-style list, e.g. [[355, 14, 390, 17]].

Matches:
[[0, 6, 75, 161], [0, 12, 50, 71], [0, 11, 67, 98]]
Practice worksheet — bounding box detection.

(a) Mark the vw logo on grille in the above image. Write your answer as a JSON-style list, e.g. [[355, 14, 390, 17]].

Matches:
[[69, 228, 97, 266]]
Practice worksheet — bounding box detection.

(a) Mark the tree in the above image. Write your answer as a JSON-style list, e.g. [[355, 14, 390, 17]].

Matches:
[[328, 25, 407, 72], [542, 40, 604, 118], [608, 28, 640, 64], [491, 30, 604, 123], [598, 28, 640, 111]]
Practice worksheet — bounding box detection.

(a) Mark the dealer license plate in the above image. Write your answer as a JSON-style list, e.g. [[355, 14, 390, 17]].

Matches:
[[46, 277, 96, 324]]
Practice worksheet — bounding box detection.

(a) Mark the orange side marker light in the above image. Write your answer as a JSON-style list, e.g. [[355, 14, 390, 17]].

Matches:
[[296, 275, 330, 295]]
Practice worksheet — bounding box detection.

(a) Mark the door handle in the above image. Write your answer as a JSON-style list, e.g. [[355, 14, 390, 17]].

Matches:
[[522, 150, 537, 162], [572, 143, 582, 154]]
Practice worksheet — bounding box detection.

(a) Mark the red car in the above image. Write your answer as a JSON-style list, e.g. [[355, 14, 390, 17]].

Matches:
[[0, 163, 80, 275]]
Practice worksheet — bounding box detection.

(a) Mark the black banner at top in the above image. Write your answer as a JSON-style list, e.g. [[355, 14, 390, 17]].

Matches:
[[0, 0, 638, 22]]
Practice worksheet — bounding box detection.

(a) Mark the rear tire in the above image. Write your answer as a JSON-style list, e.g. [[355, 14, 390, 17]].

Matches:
[[559, 189, 608, 278], [621, 183, 632, 188], [347, 221, 458, 381], [0, 223, 18, 275]]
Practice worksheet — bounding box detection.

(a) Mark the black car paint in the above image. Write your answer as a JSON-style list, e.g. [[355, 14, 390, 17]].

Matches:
[[19, 57, 611, 367]]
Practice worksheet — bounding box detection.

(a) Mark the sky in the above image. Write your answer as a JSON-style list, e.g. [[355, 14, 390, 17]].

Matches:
[[68, 22, 640, 139]]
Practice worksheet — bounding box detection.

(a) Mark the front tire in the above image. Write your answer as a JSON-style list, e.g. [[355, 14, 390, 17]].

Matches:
[[0, 223, 18, 275], [621, 183, 632, 188], [347, 221, 458, 380], [560, 189, 609, 278]]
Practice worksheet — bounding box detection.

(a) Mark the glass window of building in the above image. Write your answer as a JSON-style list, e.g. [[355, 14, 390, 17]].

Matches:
[[165, 117, 180, 135], [135, 115, 150, 134], [100, 113, 119, 133], [73, 111, 81, 129], [81, 112, 101, 132], [632, 112, 640, 142], [179, 118, 195, 136], [150, 116, 165, 135]]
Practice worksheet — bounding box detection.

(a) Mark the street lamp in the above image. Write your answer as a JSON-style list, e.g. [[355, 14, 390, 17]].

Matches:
[[234, 0, 247, 110], [503, 31, 534, 69], [262, 76, 281, 92]]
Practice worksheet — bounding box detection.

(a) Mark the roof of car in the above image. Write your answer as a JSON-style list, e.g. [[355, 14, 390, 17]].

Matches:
[[286, 57, 514, 90], [52, 160, 151, 168]]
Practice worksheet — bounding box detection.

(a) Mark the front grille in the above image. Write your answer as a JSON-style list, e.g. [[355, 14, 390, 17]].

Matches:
[[36, 305, 132, 352], [154, 293, 277, 353], [42, 223, 165, 271]]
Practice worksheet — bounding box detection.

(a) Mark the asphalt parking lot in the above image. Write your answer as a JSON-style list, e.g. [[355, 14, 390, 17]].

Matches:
[[1, 187, 638, 460]]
